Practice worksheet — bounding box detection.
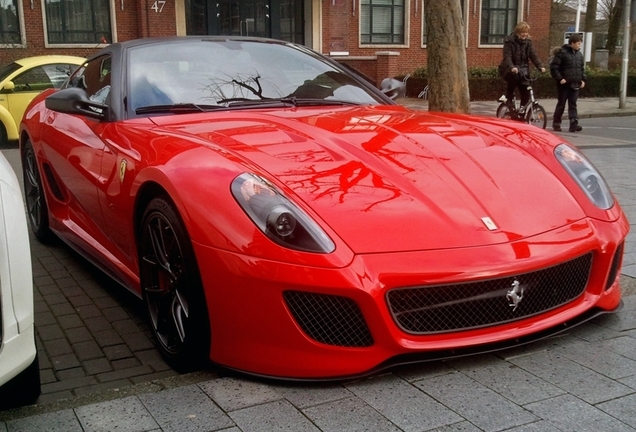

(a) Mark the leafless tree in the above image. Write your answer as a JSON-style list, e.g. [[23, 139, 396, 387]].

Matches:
[[424, 0, 470, 113], [597, 0, 617, 20], [603, 0, 623, 54], [550, 0, 582, 49]]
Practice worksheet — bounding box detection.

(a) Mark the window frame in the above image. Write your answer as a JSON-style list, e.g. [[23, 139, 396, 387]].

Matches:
[[41, 0, 117, 48], [0, 0, 26, 47], [359, 0, 409, 48], [478, 0, 521, 48]]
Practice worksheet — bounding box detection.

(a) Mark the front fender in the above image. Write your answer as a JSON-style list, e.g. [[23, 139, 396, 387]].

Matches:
[[0, 104, 18, 141], [131, 146, 249, 251], [132, 145, 354, 269]]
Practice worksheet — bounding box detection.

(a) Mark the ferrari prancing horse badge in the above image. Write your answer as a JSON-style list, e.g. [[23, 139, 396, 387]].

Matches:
[[119, 159, 127, 183]]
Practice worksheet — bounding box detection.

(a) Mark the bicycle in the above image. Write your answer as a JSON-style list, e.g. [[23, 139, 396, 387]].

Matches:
[[496, 73, 547, 129]]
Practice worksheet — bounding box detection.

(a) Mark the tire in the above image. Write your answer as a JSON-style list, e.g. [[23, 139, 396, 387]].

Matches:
[[0, 353, 41, 409], [526, 104, 547, 129], [496, 103, 510, 119], [22, 139, 52, 242], [139, 196, 210, 371]]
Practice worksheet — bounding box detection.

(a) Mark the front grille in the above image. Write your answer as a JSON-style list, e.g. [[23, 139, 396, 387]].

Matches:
[[283, 291, 374, 347], [387, 253, 593, 334]]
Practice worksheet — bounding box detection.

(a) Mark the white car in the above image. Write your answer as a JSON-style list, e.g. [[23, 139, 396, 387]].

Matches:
[[0, 151, 39, 408]]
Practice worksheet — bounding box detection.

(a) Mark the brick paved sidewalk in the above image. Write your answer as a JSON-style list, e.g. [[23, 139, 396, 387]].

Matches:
[[30, 236, 188, 403]]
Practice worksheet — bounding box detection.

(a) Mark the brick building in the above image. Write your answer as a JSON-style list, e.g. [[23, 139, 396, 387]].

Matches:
[[1, 0, 551, 81]]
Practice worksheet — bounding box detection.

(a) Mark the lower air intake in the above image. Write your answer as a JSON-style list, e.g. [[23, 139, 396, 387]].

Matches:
[[283, 291, 374, 347]]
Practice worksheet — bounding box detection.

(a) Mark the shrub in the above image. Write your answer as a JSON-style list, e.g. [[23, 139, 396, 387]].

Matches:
[[468, 66, 499, 78]]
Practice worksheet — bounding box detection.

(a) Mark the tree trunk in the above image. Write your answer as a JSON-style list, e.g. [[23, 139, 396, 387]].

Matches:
[[605, 0, 624, 54], [425, 0, 470, 113]]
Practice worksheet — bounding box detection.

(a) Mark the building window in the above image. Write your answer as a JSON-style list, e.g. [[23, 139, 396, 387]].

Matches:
[[45, 0, 112, 44], [361, 0, 405, 45], [480, 0, 518, 45], [185, 0, 209, 35], [0, 0, 21, 44]]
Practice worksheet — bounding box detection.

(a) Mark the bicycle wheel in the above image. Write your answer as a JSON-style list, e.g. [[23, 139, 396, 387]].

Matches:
[[496, 103, 511, 119], [525, 104, 547, 129]]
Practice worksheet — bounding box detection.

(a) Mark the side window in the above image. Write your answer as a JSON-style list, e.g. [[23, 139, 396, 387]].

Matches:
[[69, 56, 111, 105], [12, 66, 53, 92], [42, 63, 80, 89]]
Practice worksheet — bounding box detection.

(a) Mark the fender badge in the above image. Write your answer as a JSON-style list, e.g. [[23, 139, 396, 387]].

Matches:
[[481, 216, 498, 231], [119, 159, 128, 183]]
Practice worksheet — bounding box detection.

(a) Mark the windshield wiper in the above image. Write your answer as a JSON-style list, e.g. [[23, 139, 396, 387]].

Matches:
[[283, 97, 361, 107], [224, 97, 361, 108], [135, 99, 362, 114], [135, 103, 225, 115]]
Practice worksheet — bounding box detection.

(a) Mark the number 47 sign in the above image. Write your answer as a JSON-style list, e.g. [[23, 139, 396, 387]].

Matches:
[[151, 0, 166, 12]]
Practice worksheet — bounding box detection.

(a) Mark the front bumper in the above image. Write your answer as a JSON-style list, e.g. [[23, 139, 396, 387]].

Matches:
[[193, 216, 628, 379]]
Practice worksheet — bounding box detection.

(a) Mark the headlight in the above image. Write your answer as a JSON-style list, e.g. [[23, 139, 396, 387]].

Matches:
[[231, 173, 335, 253], [555, 144, 614, 210]]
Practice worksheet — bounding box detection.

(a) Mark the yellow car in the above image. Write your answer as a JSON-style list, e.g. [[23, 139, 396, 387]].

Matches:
[[0, 55, 84, 146]]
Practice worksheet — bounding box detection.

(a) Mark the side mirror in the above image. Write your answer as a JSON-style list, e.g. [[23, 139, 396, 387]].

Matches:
[[45, 87, 110, 121], [0, 81, 15, 94], [380, 78, 406, 100]]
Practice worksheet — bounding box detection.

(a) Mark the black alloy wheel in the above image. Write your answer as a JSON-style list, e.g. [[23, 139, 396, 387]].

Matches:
[[22, 140, 51, 242], [139, 196, 210, 371]]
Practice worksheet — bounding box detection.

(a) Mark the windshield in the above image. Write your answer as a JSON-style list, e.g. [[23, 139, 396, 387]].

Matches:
[[127, 39, 383, 114], [0, 62, 21, 83]]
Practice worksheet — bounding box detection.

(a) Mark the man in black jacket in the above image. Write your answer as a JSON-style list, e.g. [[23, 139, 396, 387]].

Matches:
[[499, 22, 545, 110], [550, 33, 586, 132]]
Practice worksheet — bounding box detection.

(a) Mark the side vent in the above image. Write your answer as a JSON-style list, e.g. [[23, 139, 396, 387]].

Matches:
[[42, 163, 65, 201]]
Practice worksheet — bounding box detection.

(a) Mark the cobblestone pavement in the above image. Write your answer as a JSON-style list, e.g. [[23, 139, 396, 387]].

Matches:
[[1, 103, 636, 431]]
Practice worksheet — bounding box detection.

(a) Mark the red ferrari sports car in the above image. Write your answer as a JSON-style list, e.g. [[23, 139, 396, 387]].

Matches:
[[20, 37, 628, 379]]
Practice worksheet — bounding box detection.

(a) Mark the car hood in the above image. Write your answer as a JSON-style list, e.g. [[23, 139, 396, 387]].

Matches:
[[153, 106, 585, 253]]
